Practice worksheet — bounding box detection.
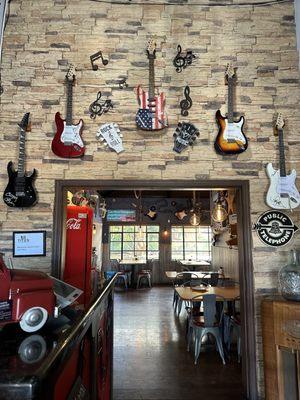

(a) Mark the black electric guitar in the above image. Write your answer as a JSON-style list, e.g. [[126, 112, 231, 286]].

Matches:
[[173, 122, 199, 153], [3, 113, 37, 208]]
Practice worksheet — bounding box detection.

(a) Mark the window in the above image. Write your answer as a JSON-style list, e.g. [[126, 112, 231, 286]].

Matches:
[[109, 225, 159, 261], [171, 225, 211, 261]]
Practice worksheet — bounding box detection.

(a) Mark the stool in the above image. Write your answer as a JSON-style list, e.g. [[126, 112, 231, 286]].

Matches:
[[136, 270, 151, 289]]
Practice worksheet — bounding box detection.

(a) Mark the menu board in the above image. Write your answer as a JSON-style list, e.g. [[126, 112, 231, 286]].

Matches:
[[106, 210, 136, 222]]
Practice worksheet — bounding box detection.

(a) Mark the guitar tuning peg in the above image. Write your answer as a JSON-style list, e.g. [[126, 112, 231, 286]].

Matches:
[[104, 143, 108, 147], [120, 134, 123, 138], [100, 137, 105, 142], [173, 133, 177, 138]]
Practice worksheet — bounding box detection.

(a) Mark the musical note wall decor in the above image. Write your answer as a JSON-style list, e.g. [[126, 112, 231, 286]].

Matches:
[[90, 51, 109, 71], [173, 45, 196, 73], [180, 86, 192, 117], [89, 91, 113, 119]]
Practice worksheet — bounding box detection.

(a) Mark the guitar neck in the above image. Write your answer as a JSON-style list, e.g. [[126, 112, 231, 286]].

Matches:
[[66, 80, 73, 125], [278, 128, 286, 177], [227, 77, 234, 123], [148, 58, 155, 101], [17, 128, 26, 176]]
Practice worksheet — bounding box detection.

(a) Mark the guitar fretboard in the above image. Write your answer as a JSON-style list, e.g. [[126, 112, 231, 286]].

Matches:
[[148, 57, 155, 102], [278, 128, 286, 177], [17, 128, 26, 177], [66, 80, 73, 125], [227, 77, 234, 123]]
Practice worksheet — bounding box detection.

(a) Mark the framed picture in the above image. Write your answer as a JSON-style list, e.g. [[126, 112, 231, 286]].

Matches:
[[13, 231, 46, 257], [107, 209, 136, 222]]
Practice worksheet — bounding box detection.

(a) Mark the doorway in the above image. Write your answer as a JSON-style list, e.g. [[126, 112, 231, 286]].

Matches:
[[51, 179, 256, 400]]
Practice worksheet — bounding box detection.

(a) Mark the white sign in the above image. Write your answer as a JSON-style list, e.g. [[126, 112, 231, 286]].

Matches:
[[13, 231, 46, 257]]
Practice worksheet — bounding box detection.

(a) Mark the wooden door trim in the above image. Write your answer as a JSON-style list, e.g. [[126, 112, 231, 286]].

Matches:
[[52, 178, 257, 400]]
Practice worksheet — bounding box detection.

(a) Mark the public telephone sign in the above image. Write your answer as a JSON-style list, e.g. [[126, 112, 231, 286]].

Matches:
[[254, 211, 298, 247]]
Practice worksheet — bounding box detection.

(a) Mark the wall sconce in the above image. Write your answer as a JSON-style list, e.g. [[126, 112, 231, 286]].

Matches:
[[162, 227, 169, 238], [212, 193, 228, 223], [190, 213, 201, 226]]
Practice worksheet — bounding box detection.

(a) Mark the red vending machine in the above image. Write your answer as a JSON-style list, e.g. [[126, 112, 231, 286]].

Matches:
[[64, 205, 94, 306]]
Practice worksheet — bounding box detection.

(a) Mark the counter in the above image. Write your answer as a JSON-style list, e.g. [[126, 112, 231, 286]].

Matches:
[[0, 273, 118, 400]]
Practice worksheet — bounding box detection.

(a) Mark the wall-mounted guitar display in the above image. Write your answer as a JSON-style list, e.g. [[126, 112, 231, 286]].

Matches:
[[266, 113, 300, 210], [214, 63, 248, 155], [135, 38, 168, 131], [173, 122, 199, 153], [90, 50, 108, 71], [96, 123, 124, 153], [3, 113, 37, 208], [52, 65, 85, 158], [173, 45, 196, 73], [89, 91, 113, 119], [180, 86, 192, 117]]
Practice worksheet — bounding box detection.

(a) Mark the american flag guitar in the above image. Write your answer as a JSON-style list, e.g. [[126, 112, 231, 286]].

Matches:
[[135, 39, 168, 131]]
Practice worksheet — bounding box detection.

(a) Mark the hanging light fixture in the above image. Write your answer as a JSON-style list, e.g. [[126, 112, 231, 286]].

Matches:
[[135, 190, 144, 239], [212, 192, 228, 223], [189, 191, 201, 226]]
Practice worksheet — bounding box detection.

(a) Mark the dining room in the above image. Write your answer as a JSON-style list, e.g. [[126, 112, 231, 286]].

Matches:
[[93, 187, 243, 399]]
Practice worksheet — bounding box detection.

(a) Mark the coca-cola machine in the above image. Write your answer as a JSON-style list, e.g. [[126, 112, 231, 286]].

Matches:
[[64, 205, 94, 306]]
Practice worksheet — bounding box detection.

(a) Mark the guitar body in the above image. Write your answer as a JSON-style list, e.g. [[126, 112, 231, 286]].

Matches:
[[215, 110, 248, 155], [266, 163, 300, 209], [3, 162, 37, 208], [52, 112, 84, 158], [135, 86, 167, 131]]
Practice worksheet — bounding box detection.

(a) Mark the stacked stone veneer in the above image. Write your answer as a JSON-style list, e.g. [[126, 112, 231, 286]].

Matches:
[[0, 0, 300, 396]]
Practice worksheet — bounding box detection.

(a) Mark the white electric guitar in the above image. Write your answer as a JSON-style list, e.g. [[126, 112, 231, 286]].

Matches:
[[96, 123, 124, 154], [266, 113, 300, 210]]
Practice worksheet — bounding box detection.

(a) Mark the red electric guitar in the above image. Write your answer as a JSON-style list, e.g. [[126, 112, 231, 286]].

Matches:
[[51, 65, 85, 158]]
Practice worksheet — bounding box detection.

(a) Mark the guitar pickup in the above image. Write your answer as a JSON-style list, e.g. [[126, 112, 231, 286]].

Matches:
[[16, 192, 25, 197]]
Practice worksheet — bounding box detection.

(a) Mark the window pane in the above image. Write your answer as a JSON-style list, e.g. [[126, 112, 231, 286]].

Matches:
[[148, 242, 159, 251], [147, 226, 159, 232], [110, 242, 121, 251], [184, 232, 196, 241], [123, 232, 134, 241], [184, 253, 197, 261], [172, 231, 183, 241], [110, 225, 122, 232], [110, 233, 121, 242], [135, 241, 146, 251], [123, 242, 134, 251], [185, 242, 196, 252], [110, 252, 121, 259], [148, 233, 159, 242], [123, 251, 135, 260], [172, 242, 183, 251], [172, 251, 184, 259], [148, 251, 159, 259], [123, 226, 134, 232]]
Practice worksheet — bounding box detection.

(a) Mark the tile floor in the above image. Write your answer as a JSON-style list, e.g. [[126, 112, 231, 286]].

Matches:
[[113, 286, 243, 400]]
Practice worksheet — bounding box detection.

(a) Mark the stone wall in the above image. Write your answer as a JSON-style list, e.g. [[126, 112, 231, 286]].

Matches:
[[0, 0, 300, 396]]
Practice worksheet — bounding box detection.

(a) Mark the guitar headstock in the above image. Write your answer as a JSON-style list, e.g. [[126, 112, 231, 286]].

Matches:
[[173, 122, 199, 153], [96, 123, 124, 154], [66, 64, 76, 83], [18, 112, 30, 131], [225, 63, 236, 83], [146, 38, 156, 60], [276, 113, 285, 130]]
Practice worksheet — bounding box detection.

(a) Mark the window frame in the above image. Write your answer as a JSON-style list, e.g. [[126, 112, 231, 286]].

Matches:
[[109, 224, 160, 261], [171, 225, 211, 261]]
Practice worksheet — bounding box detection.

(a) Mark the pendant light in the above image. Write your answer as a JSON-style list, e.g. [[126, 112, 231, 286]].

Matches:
[[212, 192, 228, 223], [189, 191, 201, 226]]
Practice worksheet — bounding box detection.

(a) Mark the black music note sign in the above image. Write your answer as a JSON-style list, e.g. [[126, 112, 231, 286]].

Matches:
[[173, 45, 196, 73], [180, 86, 192, 117], [90, 51, 109, 71], [89, 91, 113, 119]]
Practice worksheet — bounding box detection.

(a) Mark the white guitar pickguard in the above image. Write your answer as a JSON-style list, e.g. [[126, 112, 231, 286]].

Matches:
[[224, 118, 246, 144], [61, 121, 84, 148], [266, 163, 300, 209], [96, 123, 124, 154]]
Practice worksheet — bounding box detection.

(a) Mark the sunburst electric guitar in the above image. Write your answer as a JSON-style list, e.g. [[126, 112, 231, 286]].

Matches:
[[214, 63, 248, 155], [266, 113, 300, 210], [52, 65, 85, 158], [135, 39, 167, 131]]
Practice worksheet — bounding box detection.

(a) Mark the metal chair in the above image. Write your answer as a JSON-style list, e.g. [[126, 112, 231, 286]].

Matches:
[[175, 272, 205, 316], [109, 259, 128, 289], [136, 259, 152, 289], [187, 294, 226, 365], [224, 296, 241, 362]]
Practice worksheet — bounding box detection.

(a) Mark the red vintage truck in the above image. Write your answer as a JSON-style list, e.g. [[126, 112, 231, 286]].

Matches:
[[0, 253, 56, 332]]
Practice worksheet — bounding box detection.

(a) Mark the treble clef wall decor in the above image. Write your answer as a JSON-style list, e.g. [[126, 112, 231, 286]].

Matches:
[[89, 91, 113, 119], [180, 86, 192, 117], [173, 45, 196, 73]]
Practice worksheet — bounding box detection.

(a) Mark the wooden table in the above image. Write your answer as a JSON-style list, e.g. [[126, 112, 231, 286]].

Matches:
[[175, 285, 240, 301], [119, 260, 146, 287], [165, 271, 215, 280]]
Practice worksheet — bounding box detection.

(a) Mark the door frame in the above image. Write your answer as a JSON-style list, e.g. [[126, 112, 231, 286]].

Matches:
[[52, 178, 257, 400]]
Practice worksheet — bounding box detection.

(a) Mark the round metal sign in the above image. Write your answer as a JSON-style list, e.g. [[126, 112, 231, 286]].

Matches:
[[254, 210, 298, 247]]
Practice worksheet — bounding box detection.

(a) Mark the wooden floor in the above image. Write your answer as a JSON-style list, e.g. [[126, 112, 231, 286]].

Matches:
[[113, 286, 243, 400]]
